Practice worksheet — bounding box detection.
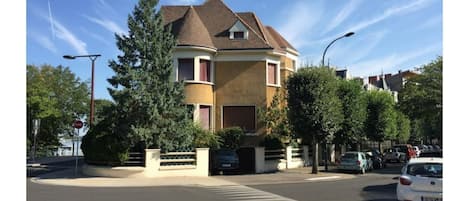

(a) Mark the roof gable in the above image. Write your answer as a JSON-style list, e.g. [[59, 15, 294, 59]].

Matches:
[[161, 0, 296, 53]]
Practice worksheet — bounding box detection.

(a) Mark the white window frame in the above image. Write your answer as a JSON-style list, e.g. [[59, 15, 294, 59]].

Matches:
[[175, 56, 214, 85], [229, 20, 249, 40]]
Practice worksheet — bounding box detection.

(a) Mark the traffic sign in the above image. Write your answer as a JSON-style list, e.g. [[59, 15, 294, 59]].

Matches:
[[73, 120, 84, 129]]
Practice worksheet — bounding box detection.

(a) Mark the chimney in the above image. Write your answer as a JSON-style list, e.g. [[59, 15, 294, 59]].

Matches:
[[369, 76, 378, 85], [385, 73, 391, 80]]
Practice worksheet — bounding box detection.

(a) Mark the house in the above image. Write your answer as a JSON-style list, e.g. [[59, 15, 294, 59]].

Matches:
[[363, 70, 419, 102], [161, 0, 299, 146]]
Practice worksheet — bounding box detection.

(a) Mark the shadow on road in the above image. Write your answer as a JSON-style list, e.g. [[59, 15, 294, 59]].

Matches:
[[27, 158, 87, 179], [361, 183, 398, 201]]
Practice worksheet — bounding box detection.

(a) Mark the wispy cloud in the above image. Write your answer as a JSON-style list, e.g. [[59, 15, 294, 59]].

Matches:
[[277, 0, 324, 49], [348, 43, 441, 77], [47, 0, 55, 38], [80, 27, 113, 47], [51, 19, 89, 55], [347, 0, 430, 33], [84, 15, 126, 36], [321, 0, 363, 35], [32, 2, 88, 55], [417, 15, 442, 30], [30, 32, 58, 54]]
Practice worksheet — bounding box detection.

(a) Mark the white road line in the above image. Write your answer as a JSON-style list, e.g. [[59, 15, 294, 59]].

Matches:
[[305, 176, 342, 181], [202, 185, 297, 201]]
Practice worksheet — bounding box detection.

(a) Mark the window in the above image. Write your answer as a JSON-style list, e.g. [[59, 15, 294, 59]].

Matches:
[[178, 59, 194, 81], [268, 63, 278, 85], [223, 106, 255, 133], [199, 105, 211, 130], [199, 59, 211, 82], [233, 31, 244, 39]]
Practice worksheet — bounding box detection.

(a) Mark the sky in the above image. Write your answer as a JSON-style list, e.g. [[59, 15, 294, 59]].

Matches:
[[26, 0, 442, 101]]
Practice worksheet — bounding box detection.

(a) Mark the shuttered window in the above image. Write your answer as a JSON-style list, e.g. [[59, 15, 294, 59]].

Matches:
[[199, 59, 211, 82], [199, 105, 211, 130], [223, 106, 255, 133], [268, 63, 278, 85]]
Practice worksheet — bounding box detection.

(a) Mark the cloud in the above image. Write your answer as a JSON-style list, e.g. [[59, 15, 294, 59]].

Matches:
[[32, 2, 88, 55], [50, 18, 88, 55], [277, 0, 324, 49], [30, 33, 58, 54], [348, 43, 441, 77], [321, 0, 363, 35], [347, 0, 430, 33], [417, 15, 442, 30], [84, 15, 126, 36], [47, 0, 55, 38]]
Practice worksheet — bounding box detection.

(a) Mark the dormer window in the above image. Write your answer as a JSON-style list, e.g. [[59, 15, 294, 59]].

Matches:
[[233, 31, 244, 39], [229, 20, 248, 40]]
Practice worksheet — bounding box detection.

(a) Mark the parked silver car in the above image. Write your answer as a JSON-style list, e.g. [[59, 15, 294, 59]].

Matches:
[[384, 148, 405, 163], [337, 152, 369, 174]]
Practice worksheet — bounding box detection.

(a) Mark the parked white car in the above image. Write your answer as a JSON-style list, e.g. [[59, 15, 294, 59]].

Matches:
[[396, 157, 442, 201], [384, 148, 405, 163]]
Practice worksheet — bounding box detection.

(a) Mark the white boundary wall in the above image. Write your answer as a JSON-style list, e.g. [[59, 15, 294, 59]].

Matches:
[[83, 148, 209, 178]]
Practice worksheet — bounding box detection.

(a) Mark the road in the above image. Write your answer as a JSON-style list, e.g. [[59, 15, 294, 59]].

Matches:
[[27, 159, 403, 201]]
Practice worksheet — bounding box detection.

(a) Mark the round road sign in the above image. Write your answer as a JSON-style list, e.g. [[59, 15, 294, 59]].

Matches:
[[73, 120, 84, 129]]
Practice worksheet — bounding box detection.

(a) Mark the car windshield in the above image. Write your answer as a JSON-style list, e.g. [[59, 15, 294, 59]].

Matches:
[[407, 163, 442, 178], [342, 153, 358, 159]]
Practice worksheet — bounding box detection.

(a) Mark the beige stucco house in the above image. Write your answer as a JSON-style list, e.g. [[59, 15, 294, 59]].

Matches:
[[161, 0, 299, 145]]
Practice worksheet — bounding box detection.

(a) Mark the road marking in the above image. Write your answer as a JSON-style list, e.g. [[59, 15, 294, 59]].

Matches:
[[305, 176, 341, 181], [202, 185, 297, 201]]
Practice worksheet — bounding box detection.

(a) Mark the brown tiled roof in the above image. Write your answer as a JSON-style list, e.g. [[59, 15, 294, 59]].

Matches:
[[176, 6, 215, 49], [264, 26, 298, 52], [161, 0, 297, 54]]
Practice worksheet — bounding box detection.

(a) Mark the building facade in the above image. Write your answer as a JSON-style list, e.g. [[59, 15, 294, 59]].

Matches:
[[162, 0, 298, 145]]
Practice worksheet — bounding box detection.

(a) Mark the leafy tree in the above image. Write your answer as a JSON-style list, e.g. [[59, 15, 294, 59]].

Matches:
[[395, 111, 411, 143], [216, 127, 244, 150], [365, 90, 397, 149], [335, 79, 368, 146], [27, 64, 88, 156], [287, 67, 343, 174], [93, 99, 115, 124], [398, 56, 442, 143], [106, 0, 193, 152], [192, 123, 220, 149], [257, 87, 292, 144]]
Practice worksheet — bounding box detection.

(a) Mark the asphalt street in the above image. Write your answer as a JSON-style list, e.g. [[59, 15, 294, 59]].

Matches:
[[27, 159, 403, 201]]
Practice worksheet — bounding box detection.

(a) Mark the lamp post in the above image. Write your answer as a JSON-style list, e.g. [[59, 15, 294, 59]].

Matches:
[[321, 32, 354, 67], [63, 54, 101, 127], [320, 32, 354, 172]]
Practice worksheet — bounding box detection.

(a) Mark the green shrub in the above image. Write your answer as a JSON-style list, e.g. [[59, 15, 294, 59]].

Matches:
[[216, 127, 243, 149], [192, 123, 220, 149], [261, 134, 285, 149], [81, 120, 129, 166]]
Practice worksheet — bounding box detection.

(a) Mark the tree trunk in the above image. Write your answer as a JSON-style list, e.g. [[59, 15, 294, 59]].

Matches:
[[311, 136, 318, 174]]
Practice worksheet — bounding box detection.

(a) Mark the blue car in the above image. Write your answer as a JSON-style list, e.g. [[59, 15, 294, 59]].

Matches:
[[338, 151, 369, 174], [209, 149, 239, 174]]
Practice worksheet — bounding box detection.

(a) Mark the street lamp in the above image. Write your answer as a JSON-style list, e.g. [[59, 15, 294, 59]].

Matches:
[[321, 32, 355, 67], [63, 54, 101, 127]]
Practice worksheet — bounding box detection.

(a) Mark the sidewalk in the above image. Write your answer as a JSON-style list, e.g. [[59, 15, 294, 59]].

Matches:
[[30, 165, 354, 188]]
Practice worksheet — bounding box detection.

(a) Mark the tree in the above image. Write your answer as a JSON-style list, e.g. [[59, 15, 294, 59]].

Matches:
[[27, 64, 88, 156], [395, 111, 411, 143], [335, 79, 367, 147], [287, 67, 343, 174], [107, 0, 193, 152], [398, 56, 442, 143], [365, 90, 397, 150], [93, 99, 115, 124], [257, 87, 292, 144]]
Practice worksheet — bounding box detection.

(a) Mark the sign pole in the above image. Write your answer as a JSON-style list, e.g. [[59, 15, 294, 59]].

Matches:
[[75, 128, 79, 176], [72, 120, 83, 177]]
